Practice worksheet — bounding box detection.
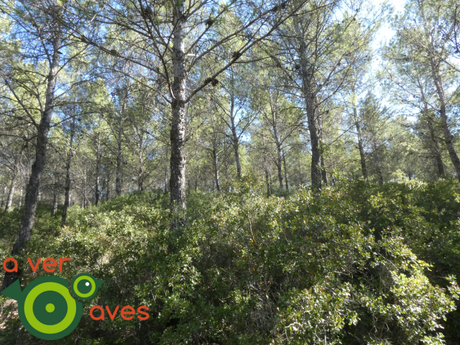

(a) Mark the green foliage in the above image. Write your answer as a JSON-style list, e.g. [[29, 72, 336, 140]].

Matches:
[[2, 181, 460, 343]]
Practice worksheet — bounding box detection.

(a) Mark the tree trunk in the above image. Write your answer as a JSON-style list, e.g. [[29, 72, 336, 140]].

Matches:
[[52, 181, 58, 216], [283, 150, 289, 192], [297, 28, 321, 191], [95, 132, 101, 205], [2, 16, 61, 291], [211, 147, 220, 192], [138, 135, 144, 195], [83, 167, 87, 208], [303, 86, 321, 191], [351, 93, 368, 180], [116, 111, 123, 197], [106, 172, 110, 201], [427, 114, 445, 178], [429, 57, 460, 181], [318, 111, 328, 186], [272, 112, 283, 189], [5, 145, 24, 212], [5, 181, 15, 213], [170, 3, 188, 230], [275, 146, 283, 189], [1, 185, 6, 208], [18, 187, 23, 207], [356, 122, 368, 180], [61, 116, 76, 226], [420, 86, 444, 179]]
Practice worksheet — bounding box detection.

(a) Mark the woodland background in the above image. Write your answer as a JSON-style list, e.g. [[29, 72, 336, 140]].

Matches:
[[1, 0, 460, 343]]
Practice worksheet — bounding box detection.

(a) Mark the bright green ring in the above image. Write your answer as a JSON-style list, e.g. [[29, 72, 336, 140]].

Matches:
[[73, 276, 96, 298], [24, 282, 76, 335]]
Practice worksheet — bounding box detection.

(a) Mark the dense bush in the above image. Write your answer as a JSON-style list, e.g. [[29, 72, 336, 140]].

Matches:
[[1, 179, 460, 344]]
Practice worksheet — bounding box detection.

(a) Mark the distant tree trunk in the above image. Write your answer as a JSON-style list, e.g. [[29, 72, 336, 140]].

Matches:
[[263, 136, 271, 196], [283, 150, 289, 192], [318, 112, 328, 186], [138, 135, 144, 195], [61, 116, 76, 226], [276, 149, 283, 189], [356, 121, 368, 180], [18, 187, 23, 208], [5, 179, 15, 213], [320, 153, 328, 186], [1, 185, 6, 208], [83, 166, 87, 208], [2, 14, 62, 291], [95, 132, 101, 205], [229, 104, 242, 180], [208, 96, 220, 192], [52, 177, 58, 216], [116, 111, 123, 197], [211, 147, 220, 192], [420, 88, 444, 179], [273, 121, 283, 189], [106, 172, 110, 201], [429, 57, 460, 181], [265, 168, 271, 197], [170, 4, 188, 231], [427, 114, 445, 178], [5, 144, 24, 212], [352, 93, 368, 180]]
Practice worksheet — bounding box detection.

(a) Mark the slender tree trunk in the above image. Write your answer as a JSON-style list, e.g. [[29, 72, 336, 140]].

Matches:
[[208, 95, 220, 192], [420, 87, 444, 179], [5, 145, 24, 212], [18, 187, 23, 207], [95, 132, 101, 205], [303, 85, 321, 191], [318, 111, 328, 185], [212, 148, 220, 192], [1, 185, 6, 208], [275, 146, 283, 189], [228, 91, 242, 179], [52, 178, 58, 216], [272, 113, 283, 189], [232, 136, 241, 179], [5, 181, 15, 213], [83, 167, 87, 208], [170, 3, 188, 230], [116, 110, 123, 197], [5, 169, 17, 213], [265, 168, 271, 197], [283, 150, 289, 192], [427, 114, 445, 178], [352, 93, 368, 179], [138, 135, 144, 195], [61, 117, 75, 226], [429, 58, 460, 181], [106, 172, 110, 201], [263, 136, 271, 196], [2, 14, 61, 291], [356, 122, 368, 180]]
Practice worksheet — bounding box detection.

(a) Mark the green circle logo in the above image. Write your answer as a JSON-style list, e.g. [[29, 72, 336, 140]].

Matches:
[[71, 273, 98, 300], [1, 274, 104, 340]]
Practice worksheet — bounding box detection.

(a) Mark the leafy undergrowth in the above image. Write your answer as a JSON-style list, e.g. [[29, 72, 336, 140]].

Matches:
[[1, 178, 460, 344]]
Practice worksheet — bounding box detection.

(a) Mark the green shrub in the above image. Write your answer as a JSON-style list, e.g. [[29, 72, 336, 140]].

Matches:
[[1, 181, 460, 344]]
